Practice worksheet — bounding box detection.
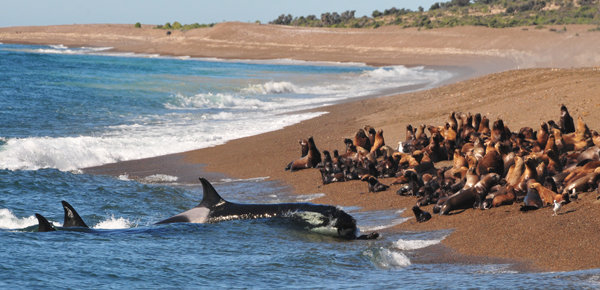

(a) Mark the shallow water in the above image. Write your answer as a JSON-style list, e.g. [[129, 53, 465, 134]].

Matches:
[[1, 44, 599, 288]]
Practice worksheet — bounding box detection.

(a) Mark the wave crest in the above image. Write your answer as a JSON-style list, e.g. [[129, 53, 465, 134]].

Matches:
[[243, 81, 298, 94]]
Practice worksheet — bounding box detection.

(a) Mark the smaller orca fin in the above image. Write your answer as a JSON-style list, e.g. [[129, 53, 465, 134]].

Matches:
[[35, 213, 56, 232], [61, 201, 89, 228], [198, 178, 228, 208]]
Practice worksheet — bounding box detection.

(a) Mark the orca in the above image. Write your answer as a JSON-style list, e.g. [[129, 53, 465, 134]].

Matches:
[[34, 201, 91, 232], [156, 178, 378, 240]]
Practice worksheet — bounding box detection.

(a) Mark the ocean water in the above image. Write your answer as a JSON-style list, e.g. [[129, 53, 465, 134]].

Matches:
[[1, 43, 599, 288]]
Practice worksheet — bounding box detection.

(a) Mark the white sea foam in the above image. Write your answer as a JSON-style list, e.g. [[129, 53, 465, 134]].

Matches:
[[365, 247, 412, 269], [0, 209, 37, 229], [219, 177, 270, 183], [293, 193, 326, 202], [118, 174, 131, 181], [393, 235, 447, 250], [142, 174, 179, 183], [32, 45, 114, 55], [93, 215, 135, 229], [243, 81, 299, 94], [0, 111, 326, 171]]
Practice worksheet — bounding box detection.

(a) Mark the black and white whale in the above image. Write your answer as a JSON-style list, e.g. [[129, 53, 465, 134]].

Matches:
[[156, 178, 378, 240]]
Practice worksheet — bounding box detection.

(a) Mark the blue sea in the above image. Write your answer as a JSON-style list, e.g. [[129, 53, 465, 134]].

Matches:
[[1, 43, 599, 288]]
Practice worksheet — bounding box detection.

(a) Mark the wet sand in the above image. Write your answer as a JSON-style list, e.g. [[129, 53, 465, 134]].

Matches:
[[4, 22, 600, 271]]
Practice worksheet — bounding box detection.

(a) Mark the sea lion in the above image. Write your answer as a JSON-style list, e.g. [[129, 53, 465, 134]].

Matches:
[[529, 182, 560, 206], [285, 136, 322, 171], [412, 205, 432, 223], [299, 139, 309, 157], [370, 129, 385, 155], [477, 141, 503, 176], [353, 129, 371, 152], [478, 116, 491, 136], [492, 186, 516, 207], [560, 104, 575, 134], [364, 125, 376, 147], [440, 173, 500, 215], [521, 181, 544, 211], [563, 167, 600, 194], [361, 174, 389, 193]]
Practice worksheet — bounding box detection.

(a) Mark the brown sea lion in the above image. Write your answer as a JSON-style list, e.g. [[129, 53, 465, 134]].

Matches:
[[478, 116, 491, 136], [505, 156, 524, 187], [353, 129, 371, 152], [285, 136, 322, 171], [370, 129, 385, 154], [529, 182, 558, 206], [477, 141, 503, 176], [521, 181, 543, 211], [440, 173, 500, 215], [536, 122, 549, 150], [516, 157, 539, 193], [563, 167, 600, 194], [492, 186, 516, 207]]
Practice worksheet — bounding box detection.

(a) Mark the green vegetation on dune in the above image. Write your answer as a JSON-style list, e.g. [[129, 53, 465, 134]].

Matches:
[[270, 0, 600, 29], [153, 21, 215, 30]]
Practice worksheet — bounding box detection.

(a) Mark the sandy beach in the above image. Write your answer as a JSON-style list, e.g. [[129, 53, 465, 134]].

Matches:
[[3, 22, 600, 271]]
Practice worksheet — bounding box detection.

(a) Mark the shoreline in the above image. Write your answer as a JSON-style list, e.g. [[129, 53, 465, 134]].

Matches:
[[4, 23, 600, 272]]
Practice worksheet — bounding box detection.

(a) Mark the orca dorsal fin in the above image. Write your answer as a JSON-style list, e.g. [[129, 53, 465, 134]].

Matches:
[[198, 178, 228, 208], [35, 213, 56, 232], [61, 201, 89, 228]]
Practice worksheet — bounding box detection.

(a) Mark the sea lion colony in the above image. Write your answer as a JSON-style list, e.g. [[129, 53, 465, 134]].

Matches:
[[285, 105, 600, 220]]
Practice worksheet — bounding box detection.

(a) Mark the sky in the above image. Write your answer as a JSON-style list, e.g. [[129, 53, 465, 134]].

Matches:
[[0, 0, 439, 27]]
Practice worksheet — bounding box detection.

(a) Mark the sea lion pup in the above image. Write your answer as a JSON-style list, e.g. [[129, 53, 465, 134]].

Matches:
[[521, 180, 544, 211], [439, 173, 500, 215], [412, 205, 432, 223], [361, 174, 389, 193], [353, 129, 371, 152], [560, 104, 575, 134], [285, 136, 322, 171]]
